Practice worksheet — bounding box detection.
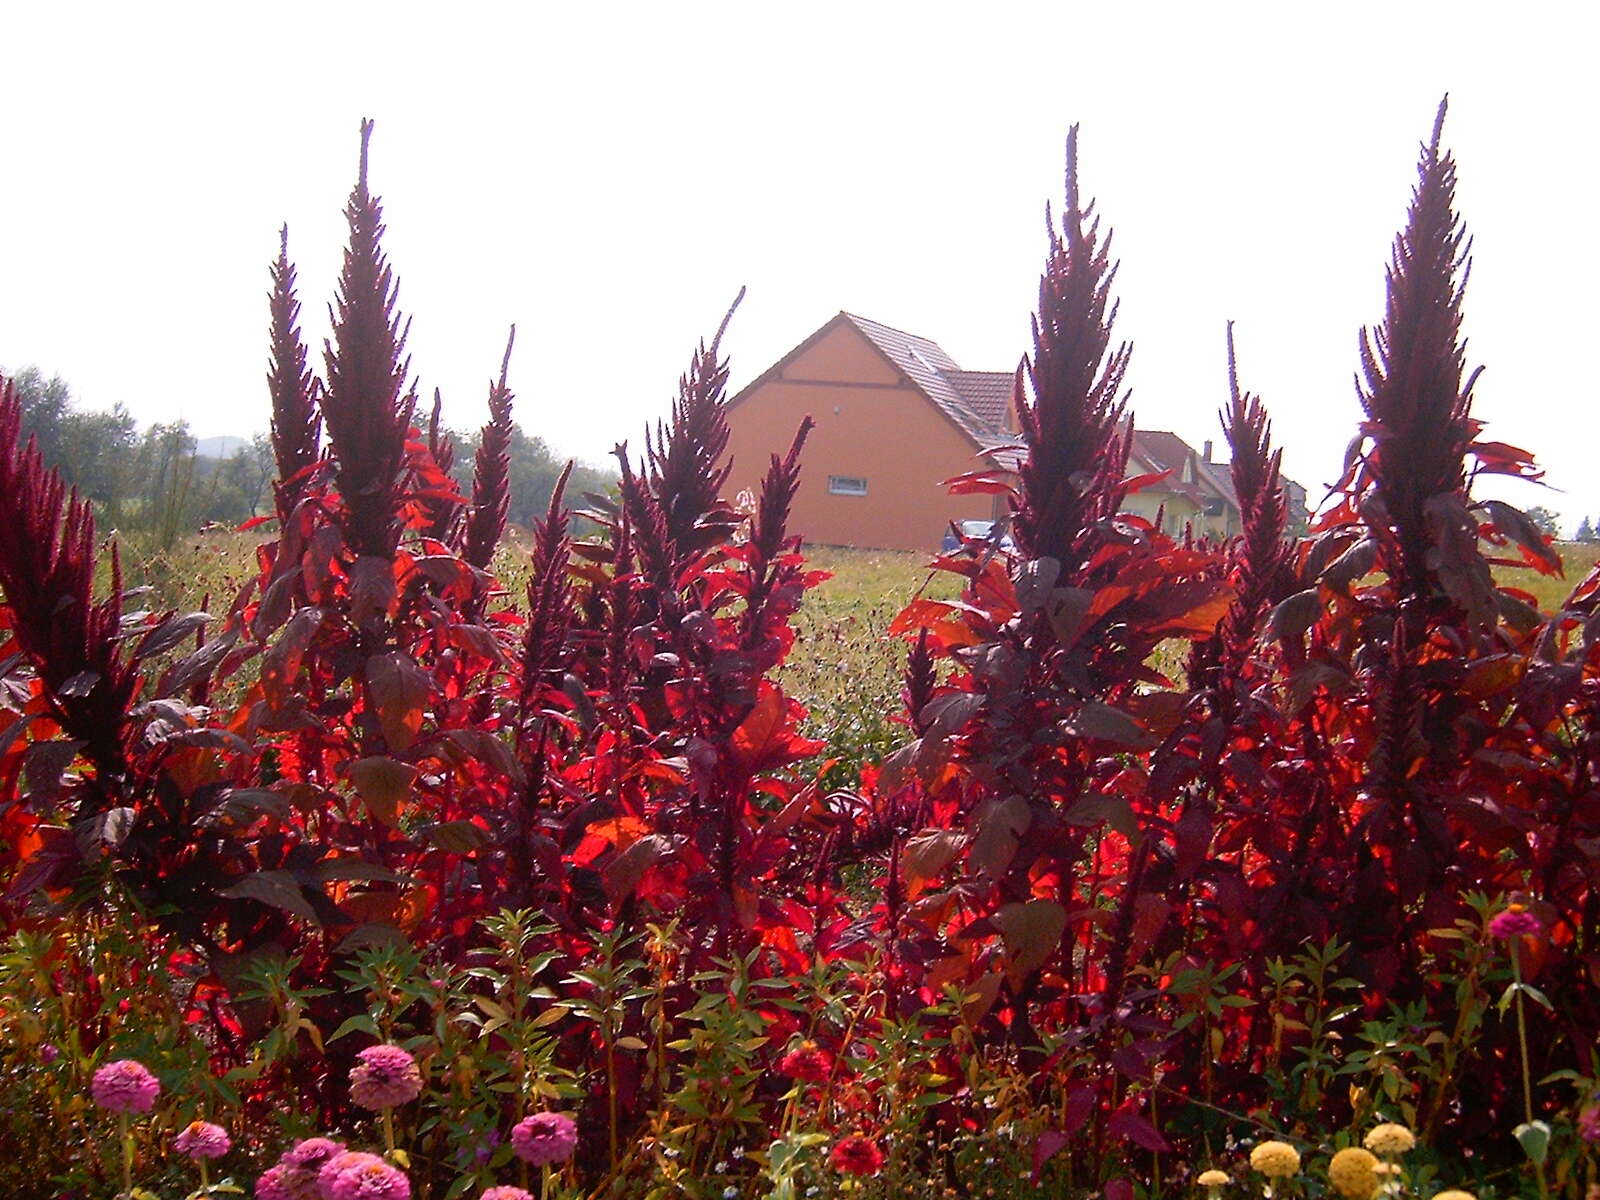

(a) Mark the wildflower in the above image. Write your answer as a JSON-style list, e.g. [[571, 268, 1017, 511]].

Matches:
[[1249, 1141, 1301, 1179], [1363, 1123, 1415, 1157], [778, 1039, 832, 1082], [349, 1043, 423, 1110], [318, 1151, 389, 1198], [325, 1154, 410, 1200], [1433, 1192, 1476, 1200], [480, 1189, 533, 1200], [285, 1137, 347, 1171], [1328, 1147, 1380, 1200], [256, 1164, 296, 1200], [1198, 1169, 1230, 1188], [38, 1042, 60, 1065], [91, 1059, 161, 1113], [830, 1134, 886, 1177], [1578, 1104, 1600, 1144], [174, 1119, 232, 1159], [511, 1112, 578, 1166], [1487, 903, 1542, 940]]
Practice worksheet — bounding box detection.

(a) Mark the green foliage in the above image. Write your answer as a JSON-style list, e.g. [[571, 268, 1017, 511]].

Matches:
[[449, 420, 613, 530]]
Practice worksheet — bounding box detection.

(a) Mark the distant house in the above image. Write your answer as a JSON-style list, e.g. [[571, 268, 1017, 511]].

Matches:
[[725, 312, 1246, 552]]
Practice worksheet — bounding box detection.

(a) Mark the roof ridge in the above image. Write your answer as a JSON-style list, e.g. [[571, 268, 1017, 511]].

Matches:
[[839, 311, 951, 348]]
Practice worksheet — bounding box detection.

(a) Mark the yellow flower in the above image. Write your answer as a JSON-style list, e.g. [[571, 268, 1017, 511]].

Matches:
[[1363, 1123, 1416, 1156], [1328, 1147, 1380, 1200], [1249, 1141, 1301, 1179], [1433, 1191, 1476, 1200], [1198, 1170, 1230, 1188]]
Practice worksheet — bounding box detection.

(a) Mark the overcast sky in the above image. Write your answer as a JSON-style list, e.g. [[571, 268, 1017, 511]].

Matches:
[[4, 3, 1596, 532]]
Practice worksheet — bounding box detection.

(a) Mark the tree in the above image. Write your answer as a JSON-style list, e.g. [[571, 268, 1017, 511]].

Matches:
[[451, 422, 613, 532], [1577, 516, 1596, 543], [2, 366, 72, 465], [1523, 505, 1561, 538]]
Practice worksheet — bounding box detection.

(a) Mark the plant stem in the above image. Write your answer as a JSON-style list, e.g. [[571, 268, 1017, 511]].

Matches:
[[119, 1110, 132, 1198], [383, 1108, 397, 1158], [1510, 939, 1549, 1200]]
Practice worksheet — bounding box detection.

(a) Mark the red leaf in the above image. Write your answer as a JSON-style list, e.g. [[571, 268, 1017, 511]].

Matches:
[[366, 652, 429, 753], [727, 681, 822, 774], [1107, 1104, 1172, 1152], [346, 756, 417, 828], [993, 899, 1067, 987], [1032, 1130, 1069, 1184], [942, 469, 1015, 496]]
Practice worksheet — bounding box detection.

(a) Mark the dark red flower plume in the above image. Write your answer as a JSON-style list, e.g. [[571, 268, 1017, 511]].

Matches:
[[321, 119, 414, 558], [267, 225, 322, 523]]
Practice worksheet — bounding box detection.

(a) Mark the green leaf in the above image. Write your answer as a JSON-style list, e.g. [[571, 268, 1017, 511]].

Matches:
[[1520, 984, 1555, 1012], [1514, 1120, 1551, 1166], [328, 1013, 381, 1042]]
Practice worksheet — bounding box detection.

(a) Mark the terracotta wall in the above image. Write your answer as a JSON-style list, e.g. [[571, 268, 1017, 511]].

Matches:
[[725, 323, 999, 552]]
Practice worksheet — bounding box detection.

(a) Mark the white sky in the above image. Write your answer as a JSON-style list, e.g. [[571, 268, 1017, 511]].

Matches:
[[3, 3, 1596, 532]]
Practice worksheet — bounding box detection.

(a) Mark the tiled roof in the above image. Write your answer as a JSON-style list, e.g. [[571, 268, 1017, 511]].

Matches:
[[840, 313, 1006, 446], [1194, 457, 1239, 508], [944, 370, 1016, 434]]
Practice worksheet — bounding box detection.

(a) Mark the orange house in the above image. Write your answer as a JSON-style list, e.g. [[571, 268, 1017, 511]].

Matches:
[[725, 313, 1015, 552], [726, 312, 1246, 552]]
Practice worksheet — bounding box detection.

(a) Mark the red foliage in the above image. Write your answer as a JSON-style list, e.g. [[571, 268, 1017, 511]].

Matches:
[[1, 105, 1594, 1175]]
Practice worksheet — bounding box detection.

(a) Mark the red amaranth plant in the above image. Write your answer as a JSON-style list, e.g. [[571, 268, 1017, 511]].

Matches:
[[463, 329, 517, 572], [1009, 123, 1133, 565], [267, 226, 323, 525], [643, 289, 743, 556], [320, 119, 415, 560], [0, 376, 138, 799], [414, 388, 463, 545]]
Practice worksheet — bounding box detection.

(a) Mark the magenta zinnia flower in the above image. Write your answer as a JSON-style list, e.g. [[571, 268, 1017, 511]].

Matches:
[[1578, 1104, 1600, 1144], [510, 1112, 578, 1165], [174, 1119, 231, 1159], [38, 1042, 60, 1065], [349, 1043, 423, 1110], [324, 1154, 410, 1200], [1488, 904, 1543, 940], [91, 1058, 160, 1113], [481, 1189, 534, 1200], [318, 1151, 383, 1197], [285, 1137, 347, 1171], [256, 1163, 297, 1200]]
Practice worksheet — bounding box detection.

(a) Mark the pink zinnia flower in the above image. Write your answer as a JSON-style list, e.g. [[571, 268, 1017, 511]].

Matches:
[[1578, 1104, 1600, 1144], [284, 1137, 347, 1171], [481, 1189, 534, 1200], [174, 1119, 231, 1159], [510, 1112, 578, 1165], [349, 1044, 423, 1110], [324, 1155, 410, 1200], [1488, 904, 1543, 940], [318, 1151, 387, 1198], [91, 1059, 161, 1113], [256, 1163, 297, 1200], [830, 1133, 885, 1177]]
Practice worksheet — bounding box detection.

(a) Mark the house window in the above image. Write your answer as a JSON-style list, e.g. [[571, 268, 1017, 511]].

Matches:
[[828, 475, 868, 496]]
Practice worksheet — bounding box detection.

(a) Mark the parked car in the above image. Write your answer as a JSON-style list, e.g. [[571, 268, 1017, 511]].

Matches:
[[940, 519, 1016, 554]]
